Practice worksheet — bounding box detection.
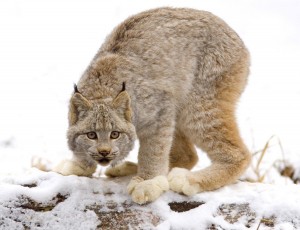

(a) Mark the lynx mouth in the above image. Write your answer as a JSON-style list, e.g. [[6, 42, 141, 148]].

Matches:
[[98, 158, 111, 166]]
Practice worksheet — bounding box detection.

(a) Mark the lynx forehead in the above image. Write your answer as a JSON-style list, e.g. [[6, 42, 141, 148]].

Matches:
[[94, 104, 112, 130], [96, 104, 109, 118]]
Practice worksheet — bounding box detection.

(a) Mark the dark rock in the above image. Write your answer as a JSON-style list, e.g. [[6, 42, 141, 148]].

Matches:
[[169, 201, 204, 212]]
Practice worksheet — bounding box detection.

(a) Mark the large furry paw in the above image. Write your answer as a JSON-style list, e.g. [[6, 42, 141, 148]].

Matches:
[[168, 168, 202, 196], [52, 159, 96, 177], [127, 176, 169, 204], [105, 161, 137, 177]]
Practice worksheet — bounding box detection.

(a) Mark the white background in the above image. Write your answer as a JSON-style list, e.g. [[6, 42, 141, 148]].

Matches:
[[0, 0, 299, 175]]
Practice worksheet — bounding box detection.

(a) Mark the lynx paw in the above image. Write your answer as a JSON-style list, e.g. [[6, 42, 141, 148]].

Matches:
[[31, 156, 52, 172], [127, 176, 169, 204], [168, 168, 201, 196], [105, 161, 137, 177], [53, 159, 96, 177]]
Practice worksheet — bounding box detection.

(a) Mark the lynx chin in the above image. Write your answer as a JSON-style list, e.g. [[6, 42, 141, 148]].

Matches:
[[53, 7, 251, 204]]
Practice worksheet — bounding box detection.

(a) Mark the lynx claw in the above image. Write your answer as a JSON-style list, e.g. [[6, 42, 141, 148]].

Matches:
[[127, 176, 169, 204], [168, 168, 201, 196]]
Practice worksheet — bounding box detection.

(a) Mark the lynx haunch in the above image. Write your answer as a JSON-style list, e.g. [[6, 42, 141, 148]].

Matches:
[[54, 7, 251, 204]]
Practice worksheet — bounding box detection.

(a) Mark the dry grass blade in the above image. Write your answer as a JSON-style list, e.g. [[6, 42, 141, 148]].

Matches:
[[249, 135, 287, 183], [255, 135, 275, 174]]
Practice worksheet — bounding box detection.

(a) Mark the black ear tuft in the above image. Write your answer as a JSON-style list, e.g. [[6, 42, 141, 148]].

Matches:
[[121, 82, 126, 92], [74, 84, 80, 94]]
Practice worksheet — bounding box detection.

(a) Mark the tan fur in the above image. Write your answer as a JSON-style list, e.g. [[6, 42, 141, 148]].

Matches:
[[169, 129, 199, 170], [53, 7, 251, 204], [105, 161, 137, 177]]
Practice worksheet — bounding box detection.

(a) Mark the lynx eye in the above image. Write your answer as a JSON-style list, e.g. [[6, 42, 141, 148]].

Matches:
[[87, 132, 97, 140], [110, 131, 120, 139]]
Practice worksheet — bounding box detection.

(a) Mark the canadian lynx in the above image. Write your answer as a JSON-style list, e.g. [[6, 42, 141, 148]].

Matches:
[[54, 7, 251, 204]]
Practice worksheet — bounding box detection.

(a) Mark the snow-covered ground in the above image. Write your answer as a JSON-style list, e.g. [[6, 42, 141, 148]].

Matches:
[[0, 0, 300, 229], [1, 169, 300, 229]]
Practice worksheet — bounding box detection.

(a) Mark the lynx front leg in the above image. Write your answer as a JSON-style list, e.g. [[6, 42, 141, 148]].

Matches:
[[53, 155, 97, 177], [128, 109, 175, 204]]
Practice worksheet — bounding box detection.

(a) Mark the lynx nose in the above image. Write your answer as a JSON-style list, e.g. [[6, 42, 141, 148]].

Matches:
[[99, 151, 110, 157]]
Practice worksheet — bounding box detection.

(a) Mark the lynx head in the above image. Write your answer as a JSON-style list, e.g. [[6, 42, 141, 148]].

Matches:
[[67, 83, 136, 166]]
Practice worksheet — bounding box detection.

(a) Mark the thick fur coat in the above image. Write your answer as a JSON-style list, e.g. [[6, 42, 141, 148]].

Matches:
[[54, 7, 251, 204]]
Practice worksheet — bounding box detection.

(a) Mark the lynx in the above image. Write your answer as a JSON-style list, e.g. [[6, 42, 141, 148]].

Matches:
[[53, 7, 251, 204]]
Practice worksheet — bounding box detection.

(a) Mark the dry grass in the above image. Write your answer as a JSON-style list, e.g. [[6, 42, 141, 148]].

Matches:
[[256, 217, 276, 229], [246, 135, 294, 183]]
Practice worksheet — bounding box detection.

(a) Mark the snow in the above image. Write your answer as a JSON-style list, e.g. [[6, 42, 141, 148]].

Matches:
[[0, 0, 300, 229], [1, 169, 300, 229]]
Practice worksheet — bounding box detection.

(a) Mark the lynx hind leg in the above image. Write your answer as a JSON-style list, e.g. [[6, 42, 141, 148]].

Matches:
[[169, 60, 251, 195], [105, 161, 137, 177], [169, 111, 251, 195], [169, 129, 198, 170]]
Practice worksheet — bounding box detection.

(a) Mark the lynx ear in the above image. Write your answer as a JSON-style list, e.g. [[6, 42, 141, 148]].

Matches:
[[113, 83, 132, 122], [69, 92, 92, 125]]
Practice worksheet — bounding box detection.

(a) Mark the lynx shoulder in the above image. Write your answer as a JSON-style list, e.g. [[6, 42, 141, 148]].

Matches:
[[54, 7, 251, 204]]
